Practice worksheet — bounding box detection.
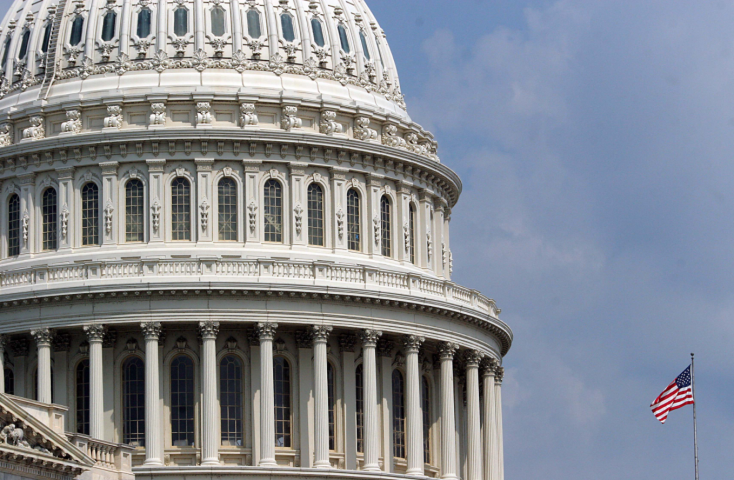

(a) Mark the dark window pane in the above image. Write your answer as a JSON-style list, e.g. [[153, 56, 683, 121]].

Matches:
[[174, 8, 188, 37], [82, 183, 99, 246], [125, 179, 144, 242], [42, 188, 57, 251], [355, 364, 363, 453], [18, 30, 30, 60], [8, 194, 19, 256], [359, 31, 370, 60], [4, 368, 13, 395], [328, 362, 335, 451], [137, 9, 151, 38], [422, 376, 431, 464], [281, 14, 295, 43], [171, 177, 191, 241], [392, 370, 406, 458], [338, 25, 350, 53], [409, 204, 416, 264], [347, 189, 360, 251], [171, 355, 195, 447], [307, 183, 323, 246], [220, 355, 243, 446], [247, 10, 261, 38], [41, 23, 52, 53], [123, 356, 145, 446], [380, 196, 391, 257], [70, 16, 84, 46], [274, 356, 291, 447], [263, 179, 282, 243], [311, 18, 324, 47], [101, 11, 116, 42], [218, 178, 237, 241], [210, 7, 225, 37], [76, 359, 90, 434]]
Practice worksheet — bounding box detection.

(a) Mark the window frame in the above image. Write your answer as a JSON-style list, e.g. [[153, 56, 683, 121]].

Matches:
[[217, 176, 239, 242], [307, 182, 324, 247], [80, 181, 100, 247], [243, 8, 263, 40], [41, 186, 58, 252], [380, 195, 392, 257], [75, 358, 90, 435], [279, 12, 297, 44], [7, 193, 20, 257], [122, 355, 146, 447], [169, 176, 192, 242], [219, 353, 245, 447], [347, 188, 361, 252], [392, 369, 406, 459], [273, 355, 292, 449], [409, 203, 416, 264], [263, 178, 284, 244], [68, 15, 86, 47], [169, 353, 196, 448], [124, 178, 146, 243]]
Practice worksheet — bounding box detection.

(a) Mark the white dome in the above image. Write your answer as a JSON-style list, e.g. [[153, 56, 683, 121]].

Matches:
[[0, 0, 410, 119]]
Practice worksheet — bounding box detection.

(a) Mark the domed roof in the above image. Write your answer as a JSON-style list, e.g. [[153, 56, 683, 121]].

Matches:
[[0, 0, 408, 119]]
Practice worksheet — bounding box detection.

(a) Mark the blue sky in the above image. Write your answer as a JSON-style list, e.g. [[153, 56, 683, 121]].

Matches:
[[0, 0, 731, 477], [366, 1, 734, 478]]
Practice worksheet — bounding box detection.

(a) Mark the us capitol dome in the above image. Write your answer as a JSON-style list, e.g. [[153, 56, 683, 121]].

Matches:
[[0, 1, 512, 480]]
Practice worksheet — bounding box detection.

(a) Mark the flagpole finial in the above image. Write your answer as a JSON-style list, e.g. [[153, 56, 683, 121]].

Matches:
[[691, 352, 694, 358]]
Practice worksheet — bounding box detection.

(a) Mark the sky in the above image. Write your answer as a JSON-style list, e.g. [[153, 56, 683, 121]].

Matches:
[[0, 0, 731, 478], [366, 0, 734, 478]]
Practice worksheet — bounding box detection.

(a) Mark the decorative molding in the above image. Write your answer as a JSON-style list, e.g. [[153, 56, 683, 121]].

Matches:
[[240, 103, 258, 126], [61, 110, 82, 134], [281, 106, 302, 132], [319, 111, 342, 136]]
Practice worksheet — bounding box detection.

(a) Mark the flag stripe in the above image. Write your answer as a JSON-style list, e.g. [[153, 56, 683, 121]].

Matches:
[[650, 366, 694, 424]]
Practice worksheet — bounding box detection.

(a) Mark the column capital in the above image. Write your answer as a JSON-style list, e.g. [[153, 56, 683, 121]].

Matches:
[[198, 321, 220, 340], [464, 350, 483, 368], [494, 366, 504, 385], [480, 357, 498, 377], [30, 328, 53, 347], [438, 341, 459, 360], [402, 335, 425, 353], [311, 325, 333, 343], [359, 329, 382, 347], [141, 322, 162, 340], [255, 322, 278, 341], [83, 324, 107, 342]]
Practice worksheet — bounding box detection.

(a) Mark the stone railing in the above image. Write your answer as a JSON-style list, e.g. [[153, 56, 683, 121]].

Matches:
[[67, 433, 135, 480], [0, 258, 500, 318]]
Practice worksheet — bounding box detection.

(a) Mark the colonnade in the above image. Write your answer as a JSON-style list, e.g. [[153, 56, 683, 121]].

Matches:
[[0, 323, 505, 479]]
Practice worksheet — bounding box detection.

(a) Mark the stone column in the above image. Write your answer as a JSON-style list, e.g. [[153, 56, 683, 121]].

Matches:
[[359, 329, 382, 472], [465, 351, 482, 480], [83, 325, 106, 439], [0, 335, 6, 393], [199, 321, 220, 466], [141, 322, 163, 466], [256, 323, 278, 467], [494, 367, 505, 480], [31, 329, 53, 404], [439, 342, 459, 480], [481, 358, 497, 480], [404, 335, 425, 475], [312, 325, 333, 468]]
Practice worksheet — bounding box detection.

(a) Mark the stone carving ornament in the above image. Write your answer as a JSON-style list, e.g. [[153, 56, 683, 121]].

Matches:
[[319, 110, 343, 136], [240, 103, 259, 126], [196, 102, 213, 126], [281, 106, 302, 131], [354, 117, 377, 141], [22, 116, 44, 140], [104, 105, 123, 129], [149, 103, 166, 126], [0, 122, 12, 147], [61, 110, 82, 134]]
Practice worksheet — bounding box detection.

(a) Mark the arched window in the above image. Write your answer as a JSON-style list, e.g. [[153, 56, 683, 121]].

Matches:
[[101, 11, 116, 42], [273, 356, 291, 447], [8, 194, 20, 257], [171, 355, 195, 447], [392, 370, 406, 458], [246, 9, 261, 38], [81, 183, 99, 246], [263, 179, 282, 243], [41, 22, 52, 53], [210, 6, 225, 37], [380, 196, 391, 257], [280, 14, 295, 43], [421, 376, 430, 464], [218, 178, 237, 241], [171, 177, 191, 241], [125, 179, 144, 243], [328, 362, 335, 451], [42, 188, 57, 251], [347, 188, 361, 251], [4, 368, 13, 395], [173, 7, 188, 37], [359, 30, 370, 60], [409, 204, 416, 264], [220, 355, 243, 446], [337, 25, 350, 53], [307, 183, 323, 246], [17, 30, 30, 60], [355, 364, 363, 453], [137, 9, 152, 38], [122, 356, 145, 446], [76, 359, 90, 435], [70, 16, 84, 46], [311, 18, 325, 47]]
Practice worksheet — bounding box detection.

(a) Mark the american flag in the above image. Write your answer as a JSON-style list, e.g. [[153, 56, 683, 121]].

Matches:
[[650, 365, 694, 424]]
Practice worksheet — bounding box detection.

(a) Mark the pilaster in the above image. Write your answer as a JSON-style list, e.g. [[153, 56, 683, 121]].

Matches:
[[100, 162, 119, 246], [146, 159, 165, 244], [312, 326, 333, 468], [195, 159, 214, 244], [359, 329, 382, 472], [141, 322, 163, 466], [418, 190, 434, 271], [56, 167, 74, 250], [83, 324, 106, 440], [289, 163, 308, 248], [255, 322, 278, 467], [243, 160, 261, 245], [199, 321, 220, 465], [464, 351, 482, 480], [404, 335, 425, 475], [438, 342, 459, 480], [330, 167, 348, 251], [481, 358, 497, 480], [366, 174, 384, 257], [18, 173, 35, 256]]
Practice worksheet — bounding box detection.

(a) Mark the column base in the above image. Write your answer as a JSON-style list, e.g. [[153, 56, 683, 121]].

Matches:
[[362, 465, 381, 472], [440, 476, 458, 480], [259, 459, 278, 467], [314, 461, 331, 469], [201, 459, 221, 466], [143, 459, 164, 467], [406, 469, 424, 476]]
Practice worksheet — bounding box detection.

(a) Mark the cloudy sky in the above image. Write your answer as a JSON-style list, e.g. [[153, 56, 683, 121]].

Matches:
[[367, 0, 733, 478], [0, 0, 730, 477]]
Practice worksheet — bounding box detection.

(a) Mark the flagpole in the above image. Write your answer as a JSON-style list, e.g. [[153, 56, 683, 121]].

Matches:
[[691, 353, 699, 480]]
